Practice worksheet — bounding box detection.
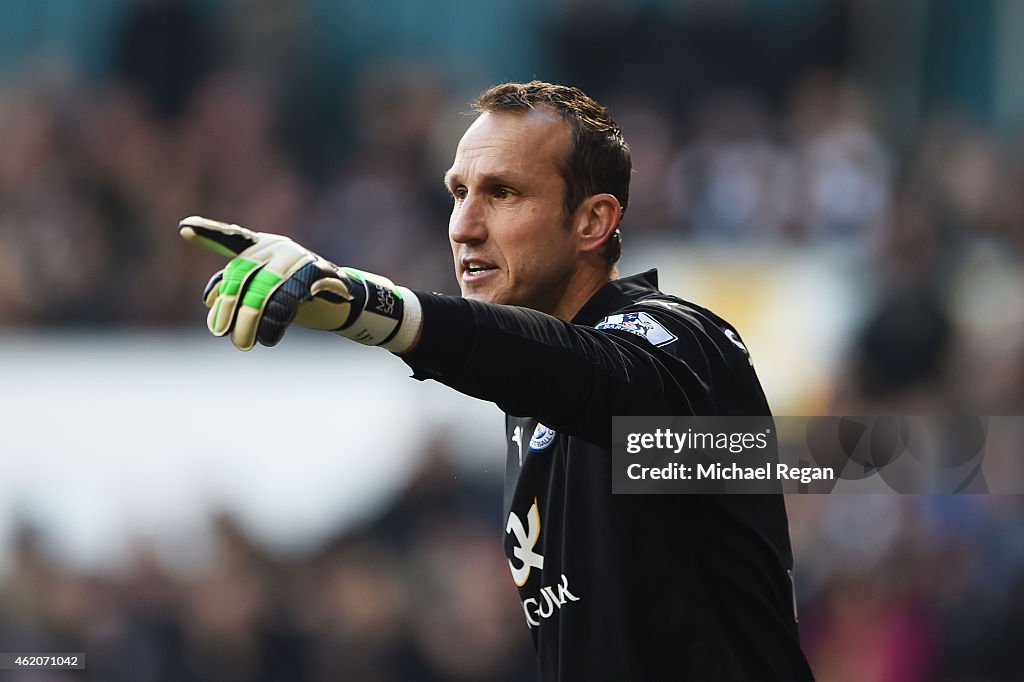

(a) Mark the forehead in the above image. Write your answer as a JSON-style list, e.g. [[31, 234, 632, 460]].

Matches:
[[449, 108, 570, 179]]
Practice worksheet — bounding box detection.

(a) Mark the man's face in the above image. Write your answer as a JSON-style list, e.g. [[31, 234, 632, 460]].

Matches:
[[445, 109, 578, 313]]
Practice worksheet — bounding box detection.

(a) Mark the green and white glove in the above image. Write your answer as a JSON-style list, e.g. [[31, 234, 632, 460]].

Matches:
[[178, 216, 422, 352]]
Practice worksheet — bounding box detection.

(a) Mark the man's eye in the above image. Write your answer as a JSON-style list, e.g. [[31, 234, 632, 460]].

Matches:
[[452, 187, 467, 201], [493, 187, 512, 199]]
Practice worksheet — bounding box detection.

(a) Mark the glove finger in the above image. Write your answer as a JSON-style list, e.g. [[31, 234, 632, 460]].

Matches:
[[293, 297, 352, 332], [309, 275, 353, 302], [229, 266, 285, 350], [257, 301, 293, 348], [231, 306, 263, 352], [257, 277, 304, 347], [295, 272, 353, 331], [203, 270, 224, 308], [179, 216, 259, 258], [208, 288, 240, 338], [209, 258, 265, 337]]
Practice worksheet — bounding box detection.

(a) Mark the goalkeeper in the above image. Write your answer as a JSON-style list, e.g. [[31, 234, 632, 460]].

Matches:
[[180, 81, 814, 681]]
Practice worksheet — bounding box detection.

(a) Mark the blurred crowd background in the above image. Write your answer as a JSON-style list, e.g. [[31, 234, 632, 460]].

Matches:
[[2, 0, 1024, 680]]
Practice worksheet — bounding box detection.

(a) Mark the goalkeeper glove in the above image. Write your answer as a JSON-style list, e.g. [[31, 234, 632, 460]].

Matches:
[[178, 216, 422, 352]]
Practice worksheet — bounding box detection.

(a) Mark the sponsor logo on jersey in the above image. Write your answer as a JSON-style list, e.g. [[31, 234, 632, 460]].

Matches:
[[596, 311, 677, 347], [529, 423, 557, 451], [520, 573, 580, 628], [506, 498, 544, 586], [507, 500, 581, 627]]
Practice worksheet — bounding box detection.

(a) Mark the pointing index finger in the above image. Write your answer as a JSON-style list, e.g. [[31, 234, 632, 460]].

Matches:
[[179, 216, 260, 258]]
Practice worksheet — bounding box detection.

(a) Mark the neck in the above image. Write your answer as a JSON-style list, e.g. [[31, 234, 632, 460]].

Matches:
[[552, 264, 617, 321]]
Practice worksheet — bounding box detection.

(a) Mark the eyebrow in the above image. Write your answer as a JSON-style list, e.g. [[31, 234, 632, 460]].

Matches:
[[443, 169, 525, 189]]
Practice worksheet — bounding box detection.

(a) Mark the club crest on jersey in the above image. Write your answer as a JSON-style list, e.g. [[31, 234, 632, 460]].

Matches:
[[596, 311, 677, 347], [529, 424, 557, 451]]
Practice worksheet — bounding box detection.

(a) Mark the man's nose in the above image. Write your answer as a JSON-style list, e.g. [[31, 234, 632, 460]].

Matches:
[[449, 195, 487, 244]]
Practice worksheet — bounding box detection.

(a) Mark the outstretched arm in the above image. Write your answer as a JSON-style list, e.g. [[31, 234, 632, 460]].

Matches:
[[399, 293, 716, 444], [180, 217, 725, 445]]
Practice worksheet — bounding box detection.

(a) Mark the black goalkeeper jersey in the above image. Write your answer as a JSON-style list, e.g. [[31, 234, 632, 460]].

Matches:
[[402, 270, 814, 681]]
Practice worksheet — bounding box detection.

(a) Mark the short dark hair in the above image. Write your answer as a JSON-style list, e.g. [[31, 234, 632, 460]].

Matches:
[[472, 81, 630, 265]]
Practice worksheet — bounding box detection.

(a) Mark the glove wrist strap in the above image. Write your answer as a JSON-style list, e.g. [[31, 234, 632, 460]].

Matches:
[[383, 287, 422, 354], [334, 269, 422, 353]]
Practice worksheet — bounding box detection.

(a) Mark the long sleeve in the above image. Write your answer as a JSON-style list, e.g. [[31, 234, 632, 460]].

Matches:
[[399, 291, 751, 446]]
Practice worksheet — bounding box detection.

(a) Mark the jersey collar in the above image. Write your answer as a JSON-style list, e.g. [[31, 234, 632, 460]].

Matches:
[[572, 269, 660, 326]]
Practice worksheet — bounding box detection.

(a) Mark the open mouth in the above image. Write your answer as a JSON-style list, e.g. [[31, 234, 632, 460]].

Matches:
[[466, 263, 497, 275], [462, 259, 499, 281]]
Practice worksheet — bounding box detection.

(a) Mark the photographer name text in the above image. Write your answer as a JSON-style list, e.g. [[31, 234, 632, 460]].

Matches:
[[626, 461, 834, 484]]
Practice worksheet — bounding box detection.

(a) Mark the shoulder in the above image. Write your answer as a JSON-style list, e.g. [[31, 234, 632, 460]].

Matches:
[[597, 293, 771, 414], [595, 293, 752, 365]]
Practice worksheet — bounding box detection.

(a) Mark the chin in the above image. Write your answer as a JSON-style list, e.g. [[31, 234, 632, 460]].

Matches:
[[460, 287, 511, 306], [462, 290, 496, 304]]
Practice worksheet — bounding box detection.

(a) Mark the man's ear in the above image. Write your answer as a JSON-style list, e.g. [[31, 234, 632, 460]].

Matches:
[[573, 193, 622, 255]]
